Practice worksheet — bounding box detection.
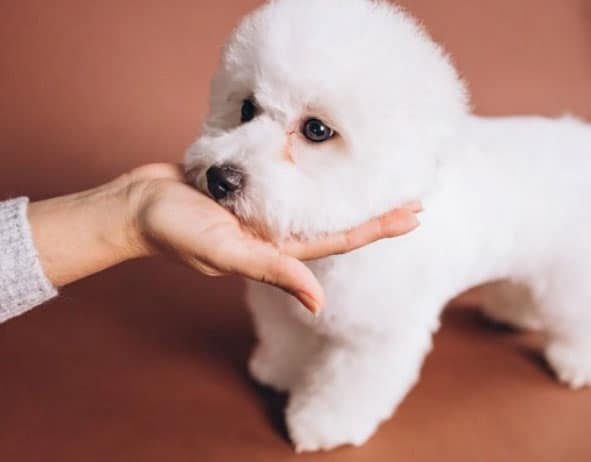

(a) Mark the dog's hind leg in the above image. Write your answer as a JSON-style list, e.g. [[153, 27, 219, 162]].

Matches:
[[541, 268, 591, 389], [480, 280, 543, 331], [545, 329, 591, 389]]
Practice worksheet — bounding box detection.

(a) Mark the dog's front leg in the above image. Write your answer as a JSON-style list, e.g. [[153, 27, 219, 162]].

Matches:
[[286, 326, 434, 452], [247, 283, 326, 392]]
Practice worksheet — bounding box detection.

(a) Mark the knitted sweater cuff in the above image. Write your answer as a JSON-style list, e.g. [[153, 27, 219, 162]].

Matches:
[[0, 197, 58, 323]]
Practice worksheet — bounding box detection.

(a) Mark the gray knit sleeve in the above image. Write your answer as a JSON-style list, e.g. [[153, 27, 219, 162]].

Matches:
[[0, 197, 57, 323]]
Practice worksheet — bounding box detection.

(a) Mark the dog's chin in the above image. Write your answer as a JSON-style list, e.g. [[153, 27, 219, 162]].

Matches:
[[225, 199, 280, 242], [196, 184, 278, 242]]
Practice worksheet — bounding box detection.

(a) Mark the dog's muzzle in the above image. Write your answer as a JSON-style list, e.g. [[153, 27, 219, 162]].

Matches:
[[206, 164, 245, 200]]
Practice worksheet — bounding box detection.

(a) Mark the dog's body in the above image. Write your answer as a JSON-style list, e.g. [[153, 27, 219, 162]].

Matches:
[[185, 0, 591, 451], [246, 115, 591, 451]]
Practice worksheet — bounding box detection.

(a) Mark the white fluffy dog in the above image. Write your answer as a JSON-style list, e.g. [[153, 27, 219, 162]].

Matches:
[[185, 0, 591, 452]]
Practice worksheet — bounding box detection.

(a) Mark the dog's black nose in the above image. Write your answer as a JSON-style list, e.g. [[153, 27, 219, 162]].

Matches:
[[206, 164, 244, 200]]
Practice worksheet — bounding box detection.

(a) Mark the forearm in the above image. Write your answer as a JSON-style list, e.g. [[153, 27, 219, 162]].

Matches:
[[27, 178, 145, 287]]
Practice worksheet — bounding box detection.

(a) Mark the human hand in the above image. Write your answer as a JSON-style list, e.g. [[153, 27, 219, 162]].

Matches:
[[127, 164, 421, 313], [29, 163, 421, 313]]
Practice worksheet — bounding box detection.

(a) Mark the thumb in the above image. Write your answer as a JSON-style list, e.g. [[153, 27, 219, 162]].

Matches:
[[229, 244, 325, 314]]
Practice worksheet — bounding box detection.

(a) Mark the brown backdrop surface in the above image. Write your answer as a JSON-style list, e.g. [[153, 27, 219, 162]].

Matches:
[[1, 1, 591, 460]]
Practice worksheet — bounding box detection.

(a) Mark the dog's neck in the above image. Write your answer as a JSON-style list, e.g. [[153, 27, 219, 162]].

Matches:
[[415, 115, 529, 291]]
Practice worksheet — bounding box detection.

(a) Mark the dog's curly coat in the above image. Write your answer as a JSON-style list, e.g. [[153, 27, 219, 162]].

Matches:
[[185, 0, 591, 452]]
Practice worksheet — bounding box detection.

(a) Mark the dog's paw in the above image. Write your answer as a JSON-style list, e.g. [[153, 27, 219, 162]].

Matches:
[[546, 340, 591, 389], [286, 395, 380, 452]]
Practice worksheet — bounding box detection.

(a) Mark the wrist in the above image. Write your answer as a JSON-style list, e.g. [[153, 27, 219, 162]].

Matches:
[[27, 177, 147, 287], [95, 174, 155, 261]]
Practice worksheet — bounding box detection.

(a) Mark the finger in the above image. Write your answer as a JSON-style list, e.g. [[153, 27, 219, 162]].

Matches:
[[282, 207, 419, 260], [228, 243, 325, 313], [402, 200, 423, 213], [373, 207, 421, 237]]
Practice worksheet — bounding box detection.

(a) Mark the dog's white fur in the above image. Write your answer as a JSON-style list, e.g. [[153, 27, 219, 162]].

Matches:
[[185, 0, 591, 452]]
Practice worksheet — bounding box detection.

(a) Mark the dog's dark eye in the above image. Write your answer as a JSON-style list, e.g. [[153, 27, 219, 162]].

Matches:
[[302, 118, 335, 143], [241, 99, 257, 123]]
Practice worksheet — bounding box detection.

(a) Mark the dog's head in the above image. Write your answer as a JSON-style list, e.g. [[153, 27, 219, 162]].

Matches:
[[185, 0, 468, 240]]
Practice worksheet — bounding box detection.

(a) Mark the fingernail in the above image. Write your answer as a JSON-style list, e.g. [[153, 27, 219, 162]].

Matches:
[[402, 200, 423, 213], [298, 291, 322, 315]]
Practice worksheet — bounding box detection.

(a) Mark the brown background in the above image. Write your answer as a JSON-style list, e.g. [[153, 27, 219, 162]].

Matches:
[[1, 1, 591, 460]]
